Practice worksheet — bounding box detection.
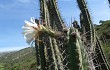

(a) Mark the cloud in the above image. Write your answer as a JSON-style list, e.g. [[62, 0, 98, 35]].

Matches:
[[0, 0, 38, 9], [18, 0, 30, 3], [0, 46, 29, 52], [104, 1, 108, 4], [61, 0, 72, 1]]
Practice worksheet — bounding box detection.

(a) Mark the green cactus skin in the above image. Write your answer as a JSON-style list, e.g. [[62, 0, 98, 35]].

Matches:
[[35, 0, 110, 70], [77, 0, 95, 49], [77, 0, 96, 70], [67, 28, 83, 70], [40, 26, 91, 70], [37, 0, 54, 70], [46, 0, 68, 69], [79, 0, 110, 70], [35, 40, 41, 70], [47, 0, 65, 31], [64, 27, 90, 70], [36, 0, 65, 70]]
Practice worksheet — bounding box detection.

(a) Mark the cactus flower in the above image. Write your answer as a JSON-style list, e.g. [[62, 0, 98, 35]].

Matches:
[[22, 17, 44, 44], [22, 17, 38, 44]]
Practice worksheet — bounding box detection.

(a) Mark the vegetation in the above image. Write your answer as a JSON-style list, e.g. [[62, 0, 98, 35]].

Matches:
[[95, 20, 110, 65], [0, 47, 37, 70], [0, 64, 4, 70]]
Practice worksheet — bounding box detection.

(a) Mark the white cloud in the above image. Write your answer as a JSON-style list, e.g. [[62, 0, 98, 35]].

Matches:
[[61, 0, 71, 1], [0, 46, 29, 52], [18, 0, 30, 3], [0, 0, 38, 9], [104, 1, 108, 4]]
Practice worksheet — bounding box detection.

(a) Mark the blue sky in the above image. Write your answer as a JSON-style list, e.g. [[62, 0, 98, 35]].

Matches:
[[0, 0, 109, 52]]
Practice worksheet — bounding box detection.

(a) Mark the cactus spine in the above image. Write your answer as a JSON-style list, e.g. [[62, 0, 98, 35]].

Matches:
[[77, 0, 95, 48], [34, 0, 110, 70], [35, 0, 65, 69], [36, 0, 92, 70], [79, 0, 110, 70]]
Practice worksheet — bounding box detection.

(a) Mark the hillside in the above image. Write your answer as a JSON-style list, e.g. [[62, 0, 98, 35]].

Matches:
[[0, 47, 36, 70], [96, 20, 110, 40], [95, 20, 110, 65]]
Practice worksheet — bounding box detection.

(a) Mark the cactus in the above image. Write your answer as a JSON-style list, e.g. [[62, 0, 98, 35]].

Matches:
[[77, 0, 96, 69], [47, 0, 65, 31], [78, 0, 110, 70], [108, 0, 110, 5], [32, 0, 110, 70], [33, 23, 91, 70], [37, 0, 54, 70], [35, 0, 91, 70], [66, 28, 84, 70], [77, 0, 95, 48], [93, 36, 110, 70], [36, 0, 65, 70]]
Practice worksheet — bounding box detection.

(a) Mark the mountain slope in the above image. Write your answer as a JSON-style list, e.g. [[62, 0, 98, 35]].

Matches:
[[96, 20, 110, 39], [0, 47, 36, 70]]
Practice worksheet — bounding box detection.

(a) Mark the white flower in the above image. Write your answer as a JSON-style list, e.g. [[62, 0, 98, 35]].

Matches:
[[22, 17, 38, 44]]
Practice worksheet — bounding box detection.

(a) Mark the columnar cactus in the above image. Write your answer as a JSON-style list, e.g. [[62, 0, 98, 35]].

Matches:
[[22, 0, 110, 70], [77, 0, 95, 48], [78, 0, 110, 70], [34, 0, 92, 70], [66, 28, 92, 70], [94, 36, 110, 70], [77, 0, 96, 69], [37, 0, 65, 70]]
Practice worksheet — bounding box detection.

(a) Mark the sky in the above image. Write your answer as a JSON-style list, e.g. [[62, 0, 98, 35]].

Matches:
[[0, 0, 109, 52]]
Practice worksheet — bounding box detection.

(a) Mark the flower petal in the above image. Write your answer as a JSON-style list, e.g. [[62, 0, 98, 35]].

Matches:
[[24, 32, 35, 44], [22, 17, 39, 44], [23, 29, 37, 44], [22, 26, 34, 30], [30, 17, 36, 24]]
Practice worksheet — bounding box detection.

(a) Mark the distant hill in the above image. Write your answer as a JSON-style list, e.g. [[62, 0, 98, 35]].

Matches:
[[0, 52, 8, 57], [0, 51, 17, 57], [0, 47, 36, 70], [96, 20, 110, 39]]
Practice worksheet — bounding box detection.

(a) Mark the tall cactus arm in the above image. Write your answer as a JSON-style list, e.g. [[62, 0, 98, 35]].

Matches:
[[108, 0, 110, 5], [77, 0, 95, 47], [64, 27, 95, 70], [37, 24, 65, 39]]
